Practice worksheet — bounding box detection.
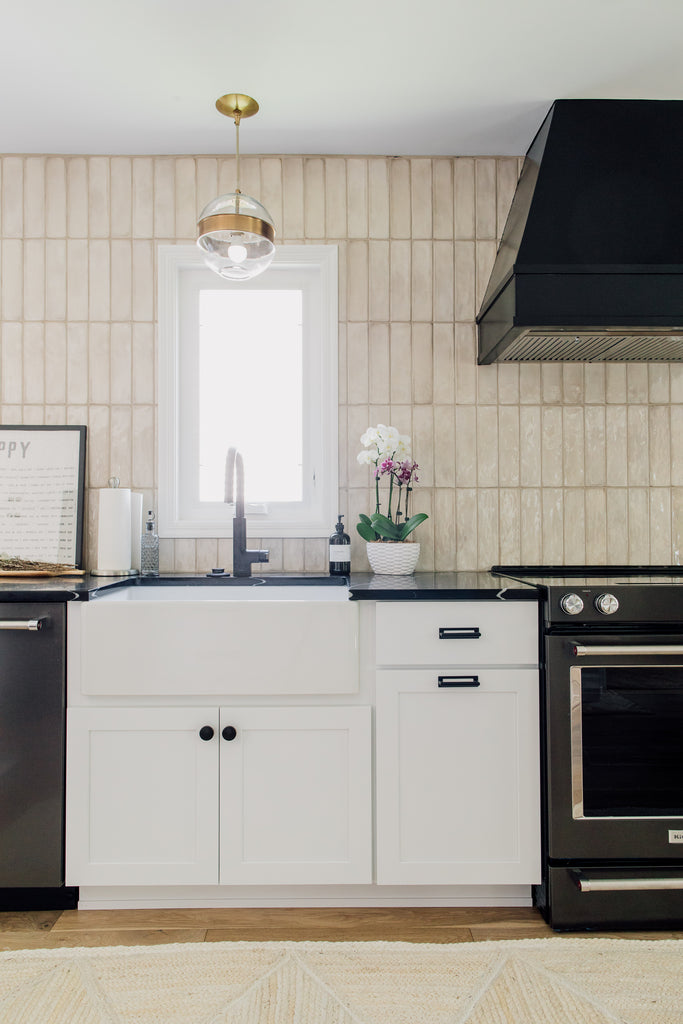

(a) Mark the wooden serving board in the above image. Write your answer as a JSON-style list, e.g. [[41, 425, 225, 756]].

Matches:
[[0, 569, 85, 577]]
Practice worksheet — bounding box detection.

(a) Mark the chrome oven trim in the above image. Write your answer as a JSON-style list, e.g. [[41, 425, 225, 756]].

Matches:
[[570, 870, 683, 892], [574, 644, 683, 656], [569, 666, 585, 818]]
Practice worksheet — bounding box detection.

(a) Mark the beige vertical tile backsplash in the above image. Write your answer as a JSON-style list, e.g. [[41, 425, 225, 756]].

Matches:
[[1, 152, 682, 571]]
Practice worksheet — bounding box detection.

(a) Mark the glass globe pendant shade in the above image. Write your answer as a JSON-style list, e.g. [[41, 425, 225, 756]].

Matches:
[[197, 191, 275, 281]]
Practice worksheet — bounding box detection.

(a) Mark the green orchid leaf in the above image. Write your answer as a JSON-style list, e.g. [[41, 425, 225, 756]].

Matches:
[[357, 520, 379, 542], [398, 512, 429, 540], [369, 514, 403, 541], [358, 510, 428, 543]]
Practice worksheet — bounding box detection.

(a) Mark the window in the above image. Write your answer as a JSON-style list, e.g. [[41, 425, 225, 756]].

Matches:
[[158, 245, 338, 538]]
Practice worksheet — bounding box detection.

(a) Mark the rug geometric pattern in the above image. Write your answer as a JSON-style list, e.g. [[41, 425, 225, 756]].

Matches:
[[0, 937, 681, 1024]]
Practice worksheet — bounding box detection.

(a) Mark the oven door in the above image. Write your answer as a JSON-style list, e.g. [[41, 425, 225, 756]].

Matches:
[[545, 633, 683, 861]]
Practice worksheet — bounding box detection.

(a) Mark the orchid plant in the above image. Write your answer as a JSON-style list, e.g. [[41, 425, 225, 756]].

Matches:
[[356, 424, 428, 543]]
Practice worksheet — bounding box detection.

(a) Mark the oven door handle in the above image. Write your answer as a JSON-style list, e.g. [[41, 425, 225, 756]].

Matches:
[[570, 870, 683, 892], [572, 644, 683, 657]]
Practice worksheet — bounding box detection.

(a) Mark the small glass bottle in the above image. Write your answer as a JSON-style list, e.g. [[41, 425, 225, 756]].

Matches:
[[329, 514, 351, 576], [140, 509, 159, 576]]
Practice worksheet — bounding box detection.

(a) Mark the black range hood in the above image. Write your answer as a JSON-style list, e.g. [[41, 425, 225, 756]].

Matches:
[[477, 99, 683, 363]]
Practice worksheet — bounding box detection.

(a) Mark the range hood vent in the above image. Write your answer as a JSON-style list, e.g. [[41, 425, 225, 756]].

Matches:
[[477, 100, 683, 363]]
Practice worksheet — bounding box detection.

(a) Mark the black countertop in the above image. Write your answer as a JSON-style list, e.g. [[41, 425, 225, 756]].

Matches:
[[0, 574, 129, 603], [348, 571, 540, 600], [0, 573, 346, 602], [0, 571, 541, 603]]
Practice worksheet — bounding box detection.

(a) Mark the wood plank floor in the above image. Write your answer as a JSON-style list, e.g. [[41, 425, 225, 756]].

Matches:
[[1, 907, 682, 951]]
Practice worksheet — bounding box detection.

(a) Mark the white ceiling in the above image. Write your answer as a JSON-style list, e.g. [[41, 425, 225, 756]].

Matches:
[[3, 0, 683, 157]]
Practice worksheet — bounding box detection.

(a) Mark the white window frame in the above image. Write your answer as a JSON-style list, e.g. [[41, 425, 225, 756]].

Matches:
[[158, 244, 338, 538]]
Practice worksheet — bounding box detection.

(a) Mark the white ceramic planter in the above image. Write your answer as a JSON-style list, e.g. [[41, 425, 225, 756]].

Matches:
[[366, 541, 420, 575]]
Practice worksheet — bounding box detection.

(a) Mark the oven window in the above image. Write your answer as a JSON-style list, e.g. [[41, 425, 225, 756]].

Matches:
[[580, 666, 683, 817]]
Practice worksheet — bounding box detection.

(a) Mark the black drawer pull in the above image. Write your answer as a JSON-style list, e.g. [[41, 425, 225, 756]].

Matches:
[[439, 627, 481, 640], [438, 675, 480, 687]]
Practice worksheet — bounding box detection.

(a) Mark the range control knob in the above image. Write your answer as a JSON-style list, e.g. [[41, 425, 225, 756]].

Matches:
[[595, 592, 619, 615], [560, 593, 584, 616]]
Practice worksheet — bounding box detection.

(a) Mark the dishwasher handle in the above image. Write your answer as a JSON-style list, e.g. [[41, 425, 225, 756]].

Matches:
[[0, 618, 45, 631]]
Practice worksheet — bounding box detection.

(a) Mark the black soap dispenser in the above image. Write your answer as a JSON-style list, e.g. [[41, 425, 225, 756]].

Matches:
[[329, 514, 351, 576]]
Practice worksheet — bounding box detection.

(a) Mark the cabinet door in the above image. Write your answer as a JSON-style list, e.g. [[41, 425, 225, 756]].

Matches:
[[66, 708, 219, 885], [219, 706, 372, 884], [376, 670, 541, 885]]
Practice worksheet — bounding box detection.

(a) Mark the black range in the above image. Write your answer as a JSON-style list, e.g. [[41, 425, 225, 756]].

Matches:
[[493, 564, 683, 931]]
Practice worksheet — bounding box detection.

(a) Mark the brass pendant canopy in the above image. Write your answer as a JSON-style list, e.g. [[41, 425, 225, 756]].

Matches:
[[215, 94, 259, 120], [197, 94, 275, 281]]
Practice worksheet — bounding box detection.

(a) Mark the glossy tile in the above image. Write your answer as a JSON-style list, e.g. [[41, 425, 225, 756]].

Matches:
[[110, 157, 132, 238], [1, 152, 681, 572]]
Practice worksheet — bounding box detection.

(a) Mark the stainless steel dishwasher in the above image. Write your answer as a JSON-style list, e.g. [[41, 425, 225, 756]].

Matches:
[[0, 601, 76, 907]]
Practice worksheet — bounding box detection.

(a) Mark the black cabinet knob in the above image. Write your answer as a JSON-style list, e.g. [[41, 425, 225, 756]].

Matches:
[[222, 725, 237, 741], [199, 725, 215, 741]]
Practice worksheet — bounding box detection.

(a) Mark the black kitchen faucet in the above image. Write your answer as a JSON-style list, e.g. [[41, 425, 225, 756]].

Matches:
[[224, 447, 269, 577]]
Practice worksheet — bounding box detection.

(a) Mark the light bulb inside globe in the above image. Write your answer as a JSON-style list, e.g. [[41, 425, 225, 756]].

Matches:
[[228, 243, 248, 264]]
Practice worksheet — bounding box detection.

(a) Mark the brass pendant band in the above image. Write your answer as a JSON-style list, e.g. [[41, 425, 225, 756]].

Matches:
[[197, 214, 275, 243]]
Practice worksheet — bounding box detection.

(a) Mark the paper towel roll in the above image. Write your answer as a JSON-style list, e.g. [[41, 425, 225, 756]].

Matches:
[[130, 492, 143, 572], [96, 487, 132, 573]]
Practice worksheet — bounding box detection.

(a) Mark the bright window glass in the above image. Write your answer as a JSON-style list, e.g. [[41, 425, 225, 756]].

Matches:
[[158, 245, 338, 538], [198, 290, 303, 503]]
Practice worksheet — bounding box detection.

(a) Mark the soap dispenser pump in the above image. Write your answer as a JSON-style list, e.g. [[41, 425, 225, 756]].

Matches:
[[329, 514, 350, 576]]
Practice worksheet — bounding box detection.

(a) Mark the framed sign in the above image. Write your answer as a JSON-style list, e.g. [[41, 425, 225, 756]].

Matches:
[[0, 425, 87, 568]]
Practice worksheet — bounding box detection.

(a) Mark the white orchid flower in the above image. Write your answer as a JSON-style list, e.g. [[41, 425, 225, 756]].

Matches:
[[380, 425, 399, 444], [374, 426, 397, 457], [360, 427, 379, 447], [358, 423, 412, 465]]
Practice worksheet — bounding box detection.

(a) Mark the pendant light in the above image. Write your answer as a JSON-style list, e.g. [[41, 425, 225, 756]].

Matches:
[[197, 94, 275, 280]]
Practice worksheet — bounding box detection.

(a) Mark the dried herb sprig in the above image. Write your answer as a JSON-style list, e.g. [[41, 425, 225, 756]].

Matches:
[[0, 555, 76, 572]]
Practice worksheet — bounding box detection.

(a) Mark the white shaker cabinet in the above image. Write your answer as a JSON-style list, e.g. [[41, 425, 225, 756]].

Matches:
[[66, 705, 372, 887], [66, 707, 219, 886], [219, 706, 371, 884], [66, 588, 540, 907], [374, 600, 541, 886]]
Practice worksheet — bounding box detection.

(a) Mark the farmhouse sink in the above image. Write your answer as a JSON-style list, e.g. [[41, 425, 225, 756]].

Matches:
[[152, 573, 346, 586], [72, 579, 358, 696], [97, 575, 349, 601], [101, 585, 349, 603]]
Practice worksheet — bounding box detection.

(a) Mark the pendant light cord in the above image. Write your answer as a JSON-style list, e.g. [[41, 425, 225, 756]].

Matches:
[[234, 110, 241, 197]]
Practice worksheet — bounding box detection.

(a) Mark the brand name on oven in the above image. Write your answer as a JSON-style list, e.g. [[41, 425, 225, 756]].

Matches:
[[669, 830, 683, 843]]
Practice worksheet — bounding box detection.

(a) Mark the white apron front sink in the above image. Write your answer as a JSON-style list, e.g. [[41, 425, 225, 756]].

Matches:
[[72, 584, 358, 696]]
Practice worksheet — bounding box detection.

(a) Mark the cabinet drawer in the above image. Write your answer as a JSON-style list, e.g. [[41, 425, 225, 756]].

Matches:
[[375, 668, 541, 885], [375, 601, 538, 666]]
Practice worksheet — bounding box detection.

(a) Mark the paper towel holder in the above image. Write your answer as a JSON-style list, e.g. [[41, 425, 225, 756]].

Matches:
[[91, 477, 141, 577]]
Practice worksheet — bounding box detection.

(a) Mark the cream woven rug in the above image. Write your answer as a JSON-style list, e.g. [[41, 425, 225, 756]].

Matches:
[[0, 937, 681, 1024]]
